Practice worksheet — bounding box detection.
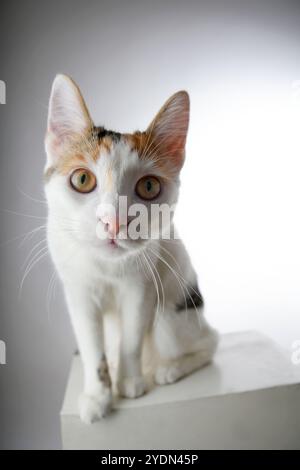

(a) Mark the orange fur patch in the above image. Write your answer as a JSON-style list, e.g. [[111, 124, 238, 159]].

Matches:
[[124, 131, 149, 156], [99, 136, 114, 155], [46, 128, 100, 177], [125, 131, 182, 179], [56, 153, 88, 175]]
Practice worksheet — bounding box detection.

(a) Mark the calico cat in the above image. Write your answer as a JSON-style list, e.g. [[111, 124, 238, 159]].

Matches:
[[44, 75, 218, 424]]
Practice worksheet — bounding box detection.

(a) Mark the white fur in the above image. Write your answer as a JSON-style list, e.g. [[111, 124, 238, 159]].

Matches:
[[45, 75, 218, 424]]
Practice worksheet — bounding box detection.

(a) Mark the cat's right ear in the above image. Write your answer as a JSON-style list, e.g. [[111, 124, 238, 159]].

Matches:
[[45, 75, 93, 161]]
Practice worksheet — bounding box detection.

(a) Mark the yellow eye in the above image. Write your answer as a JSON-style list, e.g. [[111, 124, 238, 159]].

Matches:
[[70, 169, 97, 193], [135, 175, 161, 200]]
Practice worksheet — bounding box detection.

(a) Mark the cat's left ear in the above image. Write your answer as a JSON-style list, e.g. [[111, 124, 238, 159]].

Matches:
[[146, 90, 190, 171], [45, 74, 93, 161]]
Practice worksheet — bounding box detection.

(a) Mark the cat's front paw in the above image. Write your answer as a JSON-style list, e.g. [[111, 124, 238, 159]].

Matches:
[[155, 364, 182, 385], [117, 376, 146, 398], [79, 388, 112, 424]]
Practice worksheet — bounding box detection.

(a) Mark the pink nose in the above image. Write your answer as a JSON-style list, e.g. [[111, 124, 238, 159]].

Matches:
[[100, 215, 120, 238]]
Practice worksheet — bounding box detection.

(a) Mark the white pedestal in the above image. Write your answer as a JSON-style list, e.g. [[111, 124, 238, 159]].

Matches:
[[60, 331, 300, 449]]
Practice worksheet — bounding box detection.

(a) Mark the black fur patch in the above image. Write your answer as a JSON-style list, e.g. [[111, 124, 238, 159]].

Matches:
[[95, 126, 121, 142], [176, 284, 204, 312]]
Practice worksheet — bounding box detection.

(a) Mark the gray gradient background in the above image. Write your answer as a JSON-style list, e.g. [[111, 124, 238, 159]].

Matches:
[[1, 0, 300, 449]]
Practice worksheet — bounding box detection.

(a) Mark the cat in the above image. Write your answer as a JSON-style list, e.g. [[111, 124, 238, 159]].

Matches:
[[44, 75, 218, 424]]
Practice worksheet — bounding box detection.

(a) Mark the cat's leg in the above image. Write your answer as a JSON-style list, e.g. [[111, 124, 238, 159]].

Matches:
[[117, 281, 154, 398], [153, 304, 218, 385], [65, 287, 112, 424]]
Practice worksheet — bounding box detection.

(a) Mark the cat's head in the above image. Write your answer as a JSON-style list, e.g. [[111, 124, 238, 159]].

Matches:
[[44, 75, 189, 260]]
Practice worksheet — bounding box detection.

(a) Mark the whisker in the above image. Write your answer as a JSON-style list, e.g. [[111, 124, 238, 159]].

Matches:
[[19, 225, 47, 248], [147, 246, 201, 332], [46, 270, 58, 322], [17, 187, 47, 205], [0, 225, 45, 248], [21, 238, 48, 269], [19, 246, 49, 297], [143, 251, 161, 324], [146, 249, 165, 321], [0, 208, 47, 220]]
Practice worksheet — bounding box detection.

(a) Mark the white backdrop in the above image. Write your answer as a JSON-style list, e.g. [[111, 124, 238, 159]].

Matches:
[[1, 0, 300, 449]]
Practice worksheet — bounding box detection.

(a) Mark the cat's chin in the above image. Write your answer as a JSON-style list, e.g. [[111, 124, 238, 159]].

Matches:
[[95, 240, 125, 259], [94, 237, 148, 261]]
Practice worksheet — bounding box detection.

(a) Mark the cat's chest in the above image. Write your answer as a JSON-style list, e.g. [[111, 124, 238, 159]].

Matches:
[[49, 233, 136, 286]]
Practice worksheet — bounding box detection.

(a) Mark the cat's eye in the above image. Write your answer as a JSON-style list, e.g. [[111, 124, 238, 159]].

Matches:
[[70, 169, 97, 193], [135, 175, 161, 200]]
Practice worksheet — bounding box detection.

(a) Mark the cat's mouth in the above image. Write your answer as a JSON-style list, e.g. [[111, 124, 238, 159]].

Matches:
[[106, 235, 148, 254], [108, 238, 118, 248], [92, 225, 150, 256]]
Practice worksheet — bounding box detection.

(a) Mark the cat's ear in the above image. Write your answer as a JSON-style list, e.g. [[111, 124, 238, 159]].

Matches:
[[45, 74, 93, 159], [146, 91, 190, 171]]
